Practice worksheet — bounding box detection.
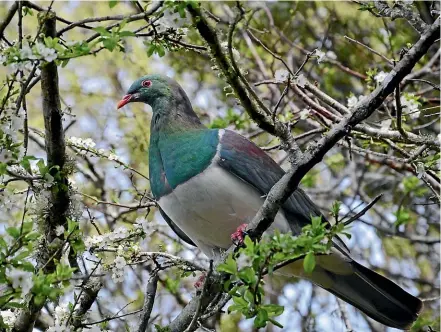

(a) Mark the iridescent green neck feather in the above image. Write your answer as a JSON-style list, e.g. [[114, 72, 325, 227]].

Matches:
[[148, 89, 218, 199]]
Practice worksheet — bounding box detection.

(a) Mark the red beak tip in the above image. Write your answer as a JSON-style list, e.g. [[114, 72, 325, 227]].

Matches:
[[117, 94, 132, 109]]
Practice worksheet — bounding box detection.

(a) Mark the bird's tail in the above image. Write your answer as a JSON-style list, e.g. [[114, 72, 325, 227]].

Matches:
[[310, 260, 424, 329]]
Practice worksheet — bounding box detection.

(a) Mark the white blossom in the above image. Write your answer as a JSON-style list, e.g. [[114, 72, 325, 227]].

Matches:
[[299, 108, 310, 120], [82, 138, 96, 149], [295, 74, 307, 88], [55, 225, 65, 236], [6, 268, 34, 295], [65, 41, 77, 47], [398, 94, 420, 119], [0, 54, 6, 64], [0, 148, 13, 163], [114, 256, 127, 269], [111, 269, 125, 283], [67, 137, 96, 150], [160, 8, 190, 29], [108, 152, 121, 162], [10, 60, 33, 72], [135, 217, 150, 234], [0, 309, 16, 326], [236, 253, 252, 270], [19, 43, 34, 60], [326, 51, 337, 60], [374, 71, 388, 83], [35, 42, 57, 62], [84, 235, 106, 249], [274, 69, 289, 82], [68, 177, 77, 188], [347, 95, 358, 108], [47, 323, 72, 332], [109, 226, 128, 241], [315, 50, 326, 63], [54, 302, 70, 324], [131, 243, 140, 255], [416, 162, 425, 179]]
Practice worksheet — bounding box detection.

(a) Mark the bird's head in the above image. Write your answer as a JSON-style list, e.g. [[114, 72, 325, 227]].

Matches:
[[117, 74, 202, 130], [117, 74, 174, 110]]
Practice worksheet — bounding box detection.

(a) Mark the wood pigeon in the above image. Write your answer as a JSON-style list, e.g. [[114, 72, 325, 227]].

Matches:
[[117, 74, 423, 329]]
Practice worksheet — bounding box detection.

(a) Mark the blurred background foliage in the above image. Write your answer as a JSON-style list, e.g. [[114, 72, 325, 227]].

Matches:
[[0, 1, 439, 331]]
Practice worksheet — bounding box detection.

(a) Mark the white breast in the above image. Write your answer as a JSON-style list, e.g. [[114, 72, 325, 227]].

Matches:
[[158, 164, 290, 258]]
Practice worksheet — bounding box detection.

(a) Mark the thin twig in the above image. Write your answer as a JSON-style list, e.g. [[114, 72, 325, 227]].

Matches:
[[344, 35, 394, 65], [343, 194, 383, 226]]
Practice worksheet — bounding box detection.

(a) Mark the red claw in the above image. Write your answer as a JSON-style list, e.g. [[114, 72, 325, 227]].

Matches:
[[231, 223, 248, 245], [194, 273, 206, 289]]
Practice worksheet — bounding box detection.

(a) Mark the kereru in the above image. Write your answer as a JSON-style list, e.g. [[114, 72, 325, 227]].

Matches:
[[117, 74, 423, 329]]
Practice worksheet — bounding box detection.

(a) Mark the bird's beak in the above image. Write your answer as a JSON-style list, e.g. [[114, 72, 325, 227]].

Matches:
[[117, 94, 132, 109]]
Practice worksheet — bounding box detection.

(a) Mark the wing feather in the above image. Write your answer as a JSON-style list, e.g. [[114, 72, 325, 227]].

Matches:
[[219, 130, 349, 254]]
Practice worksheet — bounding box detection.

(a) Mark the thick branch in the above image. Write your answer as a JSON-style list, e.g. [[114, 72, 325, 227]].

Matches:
[[71, 279, 103, 328], [13, 11, 70, 332], [373, 0, 429, 34], [39, 11, 69, 270], [0, 2, 18, 39], [137, 274, 159, 332]]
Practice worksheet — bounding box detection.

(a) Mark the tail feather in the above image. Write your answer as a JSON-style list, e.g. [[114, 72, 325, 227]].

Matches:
[[311, 261, 423, 329]]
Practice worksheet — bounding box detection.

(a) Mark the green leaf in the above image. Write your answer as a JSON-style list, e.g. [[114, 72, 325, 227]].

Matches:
[[102, 38, 117, 51], [237, 266, 257, 285], [119, 31, 136, 37], [156, 45, 166, 57], [254, 308, 269, 328], [0, 237, 7, 249], [311, 216, 322, 230], [109, 0, 118, 8], [217, 254, 237, 275], [6, 227, 20, 239], [303, 252, 316, 274], [93, 27, 111, 36], [262, 304, 284, 317], [268, 318, 283, 328], [36, 158, 46, 175], [146, 44, 156, 57], [4, 302, 24, 309]]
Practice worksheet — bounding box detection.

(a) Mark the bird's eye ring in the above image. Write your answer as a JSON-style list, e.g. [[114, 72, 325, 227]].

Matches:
[[142, 80, 152, 87]]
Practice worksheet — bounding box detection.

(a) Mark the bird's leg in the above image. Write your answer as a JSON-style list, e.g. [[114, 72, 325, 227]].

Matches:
[[231, 223, 248, 245]]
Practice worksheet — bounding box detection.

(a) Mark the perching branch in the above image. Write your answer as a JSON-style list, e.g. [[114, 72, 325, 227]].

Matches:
[[247, 17, 440, 238], [136, 273, 159, 332]]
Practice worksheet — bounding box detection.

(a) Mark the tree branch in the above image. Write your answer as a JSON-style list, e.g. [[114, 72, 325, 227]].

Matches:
[[247, 17, 440, 238], [0, 2, 18, 40], [13, 11, 70, 332], [136, 273, 159, 332]]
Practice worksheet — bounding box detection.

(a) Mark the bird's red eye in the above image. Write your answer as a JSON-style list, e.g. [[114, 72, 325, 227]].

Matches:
[[142, 80, 152, 87]]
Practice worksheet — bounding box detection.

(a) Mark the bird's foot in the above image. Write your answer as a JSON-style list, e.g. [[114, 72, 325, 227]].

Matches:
[[231, 223, 248, 245], [194, 273, 206, 289]]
